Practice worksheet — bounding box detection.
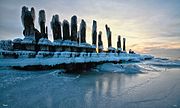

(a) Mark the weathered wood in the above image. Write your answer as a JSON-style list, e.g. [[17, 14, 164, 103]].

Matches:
[[92, 20, 97, 46], [80, 19, 86, 43], [63, 20, 70, 40], [71, 15, 77, 41]]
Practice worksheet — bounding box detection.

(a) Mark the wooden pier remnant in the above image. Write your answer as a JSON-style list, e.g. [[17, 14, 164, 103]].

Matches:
[[71, 15, 78, 42]]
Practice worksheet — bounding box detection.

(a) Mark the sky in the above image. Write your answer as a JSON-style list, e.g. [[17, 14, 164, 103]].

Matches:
[[0, 0, 180, 57]]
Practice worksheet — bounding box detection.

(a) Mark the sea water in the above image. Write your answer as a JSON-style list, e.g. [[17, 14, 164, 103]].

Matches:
[[0, 57, 180, 108]]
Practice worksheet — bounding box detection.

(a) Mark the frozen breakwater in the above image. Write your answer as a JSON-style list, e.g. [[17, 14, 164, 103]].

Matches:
[[0, 6, 153, 70], [0, 50, 153, 70]]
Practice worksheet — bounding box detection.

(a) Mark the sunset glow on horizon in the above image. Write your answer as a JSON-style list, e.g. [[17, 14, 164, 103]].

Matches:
[[0, 0, 180, 56]]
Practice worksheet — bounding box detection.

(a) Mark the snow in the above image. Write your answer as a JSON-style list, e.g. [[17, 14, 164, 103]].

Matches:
[[0, 50, 15, 58], [53, 40, 79, 47], [36, 51, 53, 58], [13, 38, 23, 43], [15, 51, 36, 58], [79, 42, 93, 48], [53, 40, 95, 49], [38, 38, 52, 45], [91, 45, 96, 48], [21, 35, 36, 44], [61, 40, 78, 46], [0, 51, 153, 67], [97, 63, 142, 73], [0, 40, 13, 50], [108, 47, 116, 51], [53, 40, 63, 46], [117, 48, 122, 51]]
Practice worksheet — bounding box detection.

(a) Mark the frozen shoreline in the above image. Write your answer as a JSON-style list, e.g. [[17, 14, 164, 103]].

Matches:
[[0, 51, 153, 67], [0, 58, 180, 108]]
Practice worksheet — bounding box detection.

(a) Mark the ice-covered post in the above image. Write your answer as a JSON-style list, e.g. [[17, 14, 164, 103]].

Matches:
[[98, 31, 103, 52], [98, 31, 103, 48], [117, 35, 121, 49], [62, 20, 70, 40], [123, 38, 126, 51], [105, 24, 112, 48], [71, 15, 77, 42], [80, 19, 86, 43], [21, 6, 42, 51], [92, 20, 97, 46], [77, 31, 80, 44], [38, 10, 46, 37], [50, 15, 62, 41], [21, 6, 36, 37]]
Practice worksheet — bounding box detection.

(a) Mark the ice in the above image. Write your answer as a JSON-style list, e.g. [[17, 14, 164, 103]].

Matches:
[[13, 38, 23, 43], [96, 63, 142, 73], [146, 58, 180, 68], [0, 40, 13, 50], [0, 28, 176, 108], [0, 58, 180, 108], [2, 104, 8, 107], [0, 52, 154, 67], [52, 40, 63, 46], [91, 45, 96, 48], [108, 46, 116, 51], [38, 38, 52, 45], [117, 48, 122, 51], [79, 42, 92, 48], [21, 35, 36, 44], [14, 51, 36, 58], [62, 40, 75, 46]]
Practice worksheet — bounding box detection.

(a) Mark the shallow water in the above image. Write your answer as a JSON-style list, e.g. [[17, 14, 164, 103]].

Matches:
[[0, 58, 180, 108]]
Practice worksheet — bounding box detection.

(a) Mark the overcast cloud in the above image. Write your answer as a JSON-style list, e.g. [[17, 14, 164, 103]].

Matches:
[[0, 0, 180, 55]]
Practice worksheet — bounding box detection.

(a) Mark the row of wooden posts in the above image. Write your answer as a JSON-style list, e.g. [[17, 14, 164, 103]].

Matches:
[[21, 6, 126, 52]]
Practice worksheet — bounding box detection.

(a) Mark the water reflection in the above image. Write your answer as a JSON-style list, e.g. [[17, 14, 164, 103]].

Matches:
[[82, 72, 138, 107], [2, 60, 178, 108]]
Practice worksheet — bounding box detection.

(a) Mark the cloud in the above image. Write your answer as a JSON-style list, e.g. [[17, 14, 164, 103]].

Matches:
[[147, 48, 180, 59], [0, 0, 180, 55]]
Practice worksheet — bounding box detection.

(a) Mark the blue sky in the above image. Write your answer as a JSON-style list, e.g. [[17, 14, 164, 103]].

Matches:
[[0, 0, 180, 56]]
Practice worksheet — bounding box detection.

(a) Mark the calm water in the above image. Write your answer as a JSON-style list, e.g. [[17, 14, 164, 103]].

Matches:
[[0, 56, 180, 108]]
